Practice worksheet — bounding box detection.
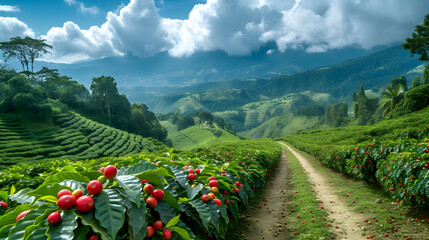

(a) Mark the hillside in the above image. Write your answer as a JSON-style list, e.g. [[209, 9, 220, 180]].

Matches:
[[0, 112, 164, 165], [142, 45, 420, 112], [281, 106, 429, 151], [213, 91, 332, 138], [160, 121, 240, 150]]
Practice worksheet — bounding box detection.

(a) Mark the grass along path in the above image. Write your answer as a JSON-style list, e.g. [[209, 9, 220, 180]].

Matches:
[[280, 142, 365, 239], [237, 145, 333, 239]]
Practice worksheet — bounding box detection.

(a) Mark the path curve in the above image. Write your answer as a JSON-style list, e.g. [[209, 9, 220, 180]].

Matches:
[[280, 142, 365, 239]]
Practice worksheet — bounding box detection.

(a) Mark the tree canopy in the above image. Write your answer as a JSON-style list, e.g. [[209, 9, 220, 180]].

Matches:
[[403, 14, 429, 62], [0, 37, 52, 72]]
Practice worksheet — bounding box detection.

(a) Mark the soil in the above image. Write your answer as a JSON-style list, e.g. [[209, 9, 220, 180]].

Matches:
[[242, 143, 367, 240]]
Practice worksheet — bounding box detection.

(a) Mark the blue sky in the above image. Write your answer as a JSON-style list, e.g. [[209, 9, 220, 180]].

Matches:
[[1, 0, 428, 64]]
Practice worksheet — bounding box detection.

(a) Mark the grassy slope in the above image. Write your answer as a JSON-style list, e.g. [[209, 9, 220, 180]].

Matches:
[[281, 106, 429, 151], [242, 114, 323, 139], [161, 121, 240, 150]]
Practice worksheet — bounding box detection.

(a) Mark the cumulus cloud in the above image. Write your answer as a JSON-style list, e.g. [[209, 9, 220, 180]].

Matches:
[[64, 0, 100, 15], [0, 17, 34, 42], [42, 0, 429, 63], [0, 5, 20, 12]]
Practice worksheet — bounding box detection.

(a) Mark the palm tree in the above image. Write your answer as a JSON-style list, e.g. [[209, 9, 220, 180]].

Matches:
[[380, 84, 405, 117]]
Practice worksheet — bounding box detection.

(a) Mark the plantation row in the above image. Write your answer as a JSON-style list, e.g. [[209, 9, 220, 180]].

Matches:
[[0, 140, 282, 240], [0, 113, 162, 165], [282, 108, 429, 208]]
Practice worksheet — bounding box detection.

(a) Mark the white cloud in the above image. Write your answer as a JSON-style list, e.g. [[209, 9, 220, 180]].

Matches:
[[0, 5, 20, 12], [64, 0, 100, 15], [42, 0, 429, 63], [0, 17, 34, 42]]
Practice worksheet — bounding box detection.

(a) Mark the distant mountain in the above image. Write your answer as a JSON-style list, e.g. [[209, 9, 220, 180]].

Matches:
[[140, 45, 421, 113], [25, 42, 388, 91]]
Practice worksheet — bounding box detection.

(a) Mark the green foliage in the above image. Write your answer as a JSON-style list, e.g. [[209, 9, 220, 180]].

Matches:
[[325, 102, 348, 127], [380, 84, 405, 117], [390, 76, 408, 91], [177, 116, 195, 131], [0, 140, 281, 239], [396, 84, 429, 114], [0, 36, 52, 72], [423, 65, 429, 85], [411, 76, 421, 89], [402, 14, 429, 62], [353, 86, 379, 125]]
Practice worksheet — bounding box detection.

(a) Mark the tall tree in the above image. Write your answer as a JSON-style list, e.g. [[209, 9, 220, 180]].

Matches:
[[90, 76, 118, 125], [0, 37, 29, 71], [24, 37, 52, 72], [423, 65, 429, 85], [403, 14, 429, 62], [380, 84, 405, 117], [0, 37, 52, 72], [411, 76, 421, 89]]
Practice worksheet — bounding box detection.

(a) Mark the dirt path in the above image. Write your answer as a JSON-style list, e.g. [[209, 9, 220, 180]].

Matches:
[[243, 146, 290, 239], [279, 142, 366, 239]]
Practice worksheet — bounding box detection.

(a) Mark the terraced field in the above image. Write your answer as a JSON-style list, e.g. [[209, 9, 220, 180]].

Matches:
[[0, 113, 162, 165]]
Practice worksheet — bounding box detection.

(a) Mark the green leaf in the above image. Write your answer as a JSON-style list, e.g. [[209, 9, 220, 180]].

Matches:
[[10, 186, 15, 195], [0, 204, 38, 229], [71, 225, 89, 240], [28, 183, 69, 198], [61, 166, 77, 172], [58, 180, 85, 192], [46, 211, 78, 240], [115, 175, 142, 207], [121, 160, 157, 175], [207, 201, 220, 233], [7, 206, 51, 240], [0, 225, 14, 239], [9, 189, 36, 205], [170, 226, 193, 240], [162, 191, 180, 211], [44, 172, 90, 185], [94, 189, 125, 239], [24, 207, 57, 239], [79, 171, 102, 181], [165, 214, 180, 229], [219, 205, 228, 224], [25, 221, 48, 240], [187, 184, 203, 200], [0, 191, 9, 202], [125, 198, 147, 240], [74, 211, 111, 240], [169, 166, 188, 188], [37, 196, 57, 204], [189, 200, 210, 230], [134, 168, 172, 187], [154, 201, 176, 224]]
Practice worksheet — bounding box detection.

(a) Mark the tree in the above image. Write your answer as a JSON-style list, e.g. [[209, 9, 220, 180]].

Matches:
[[403, 14, 429, 62], [325, 102, 348, 127], [380, 84, 405, 117], [0, 37, 52, 72], [90, 76, 119, 125], [411, 76, 421, 89], [423, 65, 429, 85], [390, 76, 408, 91], [24, 37, 52, 72]]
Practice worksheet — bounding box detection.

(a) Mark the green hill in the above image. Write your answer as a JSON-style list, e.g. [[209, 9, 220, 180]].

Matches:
[[160, 121, 240, 150], [0, 112, 164, 165], [281, 106, 429, 152]]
